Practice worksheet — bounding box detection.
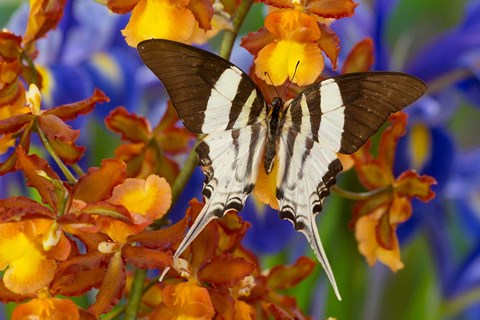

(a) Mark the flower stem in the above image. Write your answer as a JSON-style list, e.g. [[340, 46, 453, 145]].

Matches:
[[441, 287, 480, 318], [124, 268, 147, 320], [21, 50, 39, 87], [71, 163, 85, 176], [36, 123, 77, 183], [427, 67, 472, 95], [332, 185, 392, 201], [102, 306, 124, 320], [171, 140, 202, 203], [219, 0, 254, 59]]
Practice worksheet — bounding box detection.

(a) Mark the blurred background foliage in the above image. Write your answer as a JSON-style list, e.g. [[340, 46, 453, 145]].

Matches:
[[1, 0, 480, 319]]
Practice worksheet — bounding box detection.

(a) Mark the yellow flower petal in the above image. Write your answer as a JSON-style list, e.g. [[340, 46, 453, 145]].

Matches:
[[122, 0, 196, 47], [255, 40, 323, 86], [26, 84, 42, 115], [0, 223, 55, 295], [110, 174, 172, 220], [253, 156, 279, 210]]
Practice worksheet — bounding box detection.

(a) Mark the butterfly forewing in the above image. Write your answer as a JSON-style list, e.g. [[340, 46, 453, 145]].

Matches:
[[137, 39, 267, 133], [287, 72, 427, 153]]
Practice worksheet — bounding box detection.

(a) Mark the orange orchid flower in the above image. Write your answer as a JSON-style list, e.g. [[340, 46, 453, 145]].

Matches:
[[106, 104, 193, 183], [0, 84, 109, 174], [242, 0, 357, 86], [351, 113, 436, 271]]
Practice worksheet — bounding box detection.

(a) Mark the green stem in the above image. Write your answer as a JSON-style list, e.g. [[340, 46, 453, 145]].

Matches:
[[124, 269, 147, 320], [102, 306, 125, 320], [332, 185, 392, 201], [71, 163, 85, 176], [171, 140, 202, 204], [427, 67, 472, 95], [21, 51, 39, 87], [219, 0, 254, 59], [36, 123, 77, 183], [441, 287, 480, 317]]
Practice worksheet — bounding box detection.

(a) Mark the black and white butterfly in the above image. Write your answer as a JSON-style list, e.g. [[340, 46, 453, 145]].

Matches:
[[137, 39, 427, 300]]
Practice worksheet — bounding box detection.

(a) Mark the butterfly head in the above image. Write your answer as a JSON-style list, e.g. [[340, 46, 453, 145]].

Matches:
[[269, 97, 283, 116]]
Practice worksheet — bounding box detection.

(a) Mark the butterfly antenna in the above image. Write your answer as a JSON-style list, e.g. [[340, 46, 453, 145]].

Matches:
[[281, 61, 300, 99], [264, 71, 281, 98]]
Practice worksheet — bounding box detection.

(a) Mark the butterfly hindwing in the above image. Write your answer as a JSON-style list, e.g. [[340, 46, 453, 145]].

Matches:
[[287, 72, 427, 153], [276, 128, 343, 299], [170, 122, 267, 261], [137, 39, 266, 133]]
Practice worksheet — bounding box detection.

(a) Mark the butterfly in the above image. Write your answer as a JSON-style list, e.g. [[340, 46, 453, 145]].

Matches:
[[137, 39, 427, 300]]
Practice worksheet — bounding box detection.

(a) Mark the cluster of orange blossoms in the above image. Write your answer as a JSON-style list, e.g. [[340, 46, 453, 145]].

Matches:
[[0, 0, 437, 319]]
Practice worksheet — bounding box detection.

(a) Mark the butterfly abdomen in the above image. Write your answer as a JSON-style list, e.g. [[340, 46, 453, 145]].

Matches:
[[264, 98, 284, 173]]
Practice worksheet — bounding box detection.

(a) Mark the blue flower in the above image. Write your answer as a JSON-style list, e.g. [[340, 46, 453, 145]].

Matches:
[[330, 0, 480, 316], [8, 1, 144, 115]]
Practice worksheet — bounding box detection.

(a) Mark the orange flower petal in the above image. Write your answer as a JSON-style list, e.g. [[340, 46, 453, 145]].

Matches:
[[266, 256, 315, 290], [106, 0, 139, 14], [265, 9, 320, 42], [23, 0, 66, 44], [355, 215, 404, 271], [389, 195, 413, 224], [74, 158, 127, 203], [127, 215, 187, 249], [122, 0, 196, 47], [241, 27, 277, 56], [353, 157, 392, 189], [341, 38, 374, 74], [122, 245, 172, 270], [317, 22, 341, 70], [378, 112, 408, 170], [102, 220, 144, 244], [162, 281, 215, 319], [197, 254, 255, 286], [89, 251, 125, 315], [109, 174, 172, 220], [262, 0, 294, 9], [45, 88, 109, 121], [105, 106, 151, 143], [188, 0, 214, 31], [37, 114, 86, 164], [253, 156, 280, 209], [234, 300, 255, 320], [255, 40, 324, 86], [394, 170, 437, 201], [306, 0, 358, 19], [15, 145, 63, 212], [12, 296, 79, 320], [375, 211, 394, 250]]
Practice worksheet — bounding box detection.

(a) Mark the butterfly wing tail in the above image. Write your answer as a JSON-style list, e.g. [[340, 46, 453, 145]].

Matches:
[[299, 217, 342, 301], [159, 201, 219, 281]]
